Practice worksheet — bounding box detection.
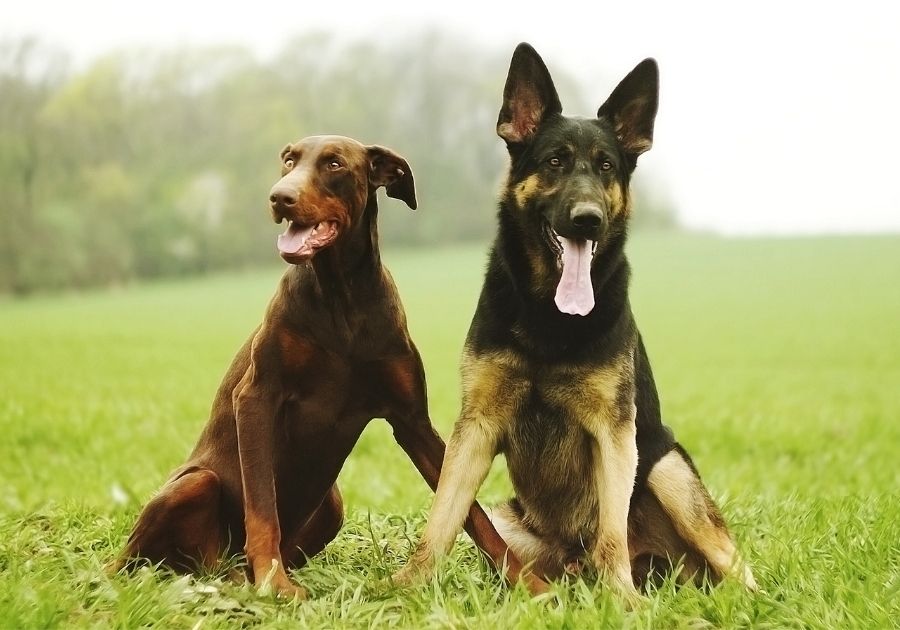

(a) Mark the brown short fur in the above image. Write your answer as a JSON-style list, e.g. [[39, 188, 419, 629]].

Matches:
[[114, 135, 547, 598]]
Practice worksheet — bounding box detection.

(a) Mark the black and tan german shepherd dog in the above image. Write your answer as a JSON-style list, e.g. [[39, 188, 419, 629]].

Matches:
[[393, 44, 756, 600]]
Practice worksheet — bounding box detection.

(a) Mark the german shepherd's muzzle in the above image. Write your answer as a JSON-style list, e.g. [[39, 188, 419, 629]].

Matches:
[[393, 43, 757, 602]]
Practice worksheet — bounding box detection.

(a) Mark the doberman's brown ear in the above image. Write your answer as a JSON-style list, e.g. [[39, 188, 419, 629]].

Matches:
[[497, 43, 562, 145], [366, 145, 417, 210], [597, 58, 659, 161]]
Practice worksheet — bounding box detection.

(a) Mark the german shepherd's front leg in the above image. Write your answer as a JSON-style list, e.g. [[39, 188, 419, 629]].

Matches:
[[391, 414, 502, 585], [393, 349, 522, 586], [586, 403, 640, 600]]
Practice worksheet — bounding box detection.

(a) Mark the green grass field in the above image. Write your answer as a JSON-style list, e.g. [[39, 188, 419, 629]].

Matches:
[[1, 233, 898, 628]]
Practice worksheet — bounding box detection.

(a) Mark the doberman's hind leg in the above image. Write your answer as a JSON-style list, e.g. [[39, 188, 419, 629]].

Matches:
[[639, 446, 757, 590], [116, 467, 224, 574], [280, 484, 344, 569]]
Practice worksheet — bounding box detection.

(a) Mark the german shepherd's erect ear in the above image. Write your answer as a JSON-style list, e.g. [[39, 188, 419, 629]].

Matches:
[[597, 58, 659, 164], [496, 43, 563, 146]]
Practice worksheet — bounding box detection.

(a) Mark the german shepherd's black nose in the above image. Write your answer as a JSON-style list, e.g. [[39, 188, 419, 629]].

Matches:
[[571, 203, 605, 231]]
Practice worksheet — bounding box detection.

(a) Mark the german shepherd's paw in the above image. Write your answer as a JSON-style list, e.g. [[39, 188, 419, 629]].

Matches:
[[387, 561, 430, 589]]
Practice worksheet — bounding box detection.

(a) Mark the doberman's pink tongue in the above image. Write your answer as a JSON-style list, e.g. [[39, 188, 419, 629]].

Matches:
[[554, 236, 595, 316], [277, 221, 315, 254]]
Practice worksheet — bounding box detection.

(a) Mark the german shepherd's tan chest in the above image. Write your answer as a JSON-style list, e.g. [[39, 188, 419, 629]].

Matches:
[[460, 347, 635, 545]]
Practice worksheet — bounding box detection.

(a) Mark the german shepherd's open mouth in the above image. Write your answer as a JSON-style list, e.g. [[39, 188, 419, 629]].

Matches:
[[543, 223, 600, 315]]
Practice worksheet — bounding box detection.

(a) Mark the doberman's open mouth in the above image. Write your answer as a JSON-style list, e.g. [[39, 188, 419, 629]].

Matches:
[[276, 220, 339, 261], [546, 225, 597, 316]]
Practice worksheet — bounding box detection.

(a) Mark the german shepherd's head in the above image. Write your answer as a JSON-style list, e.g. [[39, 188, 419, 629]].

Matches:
[[496, 43, 658, 316]]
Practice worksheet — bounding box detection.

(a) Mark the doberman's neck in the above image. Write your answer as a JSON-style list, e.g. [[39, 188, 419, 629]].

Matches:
[[286, 195, 384, 314], [313, 196, 381, 282]]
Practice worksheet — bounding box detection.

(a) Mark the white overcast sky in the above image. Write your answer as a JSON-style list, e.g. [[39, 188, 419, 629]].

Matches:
[[5, 0, 899, 235]]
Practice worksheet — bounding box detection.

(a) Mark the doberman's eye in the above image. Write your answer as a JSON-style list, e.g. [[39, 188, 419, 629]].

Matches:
[[283, 157, 295, 168], [327, 160, 343, 171], [600, 160, 613, 171], [548, 157, 562, 168]]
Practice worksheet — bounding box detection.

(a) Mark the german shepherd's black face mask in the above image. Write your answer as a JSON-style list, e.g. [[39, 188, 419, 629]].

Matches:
[[497, 44, 659, 316]]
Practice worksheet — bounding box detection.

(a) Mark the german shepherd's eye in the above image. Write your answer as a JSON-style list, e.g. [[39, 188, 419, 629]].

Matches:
[[548, 157, 563, 168], [600, 159, 613, 171]]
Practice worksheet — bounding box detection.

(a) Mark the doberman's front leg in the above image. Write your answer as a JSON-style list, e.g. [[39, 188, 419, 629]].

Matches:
[[233, 360, 305, 599]]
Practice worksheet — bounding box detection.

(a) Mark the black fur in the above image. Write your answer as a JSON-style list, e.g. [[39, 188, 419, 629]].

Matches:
[[395, 44, 754, 593], [470, 44, 675, 492]]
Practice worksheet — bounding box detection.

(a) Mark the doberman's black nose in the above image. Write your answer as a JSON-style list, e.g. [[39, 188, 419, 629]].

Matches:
[[269, 187, 298, 208], [571, 203, 605, 230]]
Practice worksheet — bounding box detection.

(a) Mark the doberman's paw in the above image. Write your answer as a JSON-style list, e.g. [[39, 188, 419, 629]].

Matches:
[[521, 571, 552, 597], [104, 557, 125, 577], [256, 560, 308, 600]]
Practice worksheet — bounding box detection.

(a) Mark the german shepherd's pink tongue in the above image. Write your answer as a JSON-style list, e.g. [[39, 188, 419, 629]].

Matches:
[[554, 236, 595, 316], [277, 221, 315, 254]]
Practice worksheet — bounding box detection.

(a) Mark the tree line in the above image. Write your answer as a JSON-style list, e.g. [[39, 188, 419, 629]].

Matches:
[[0, 34, 675, 295]]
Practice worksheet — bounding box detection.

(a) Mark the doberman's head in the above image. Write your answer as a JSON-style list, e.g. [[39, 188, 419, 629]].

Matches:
[[497, 43, 658, 316], [269, 135, 416, 264]]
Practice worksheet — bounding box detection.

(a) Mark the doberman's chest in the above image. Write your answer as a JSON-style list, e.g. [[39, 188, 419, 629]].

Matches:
[[279, 355, 403, 418], [274, 322, 421, 426]]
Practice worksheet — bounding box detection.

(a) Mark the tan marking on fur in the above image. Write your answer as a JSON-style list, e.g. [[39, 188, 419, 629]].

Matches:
[[523, 240, 555, 299], [509, 173, 564, 296], [243, 510, 281, 562], [648, 451, 757, 589], [582, 363, 627, 411], [589, 417, 639, 595], [543, 350, 640, 595], [544, 353, 632, 420], [277, 328, 316, 372], [628, 487, 709, 586], [514, 174, 541, 208], [393, 350, 525, 583], [487, 502, 570, 579], [607, 181, 628, 218], [460, 348, 526, 421]]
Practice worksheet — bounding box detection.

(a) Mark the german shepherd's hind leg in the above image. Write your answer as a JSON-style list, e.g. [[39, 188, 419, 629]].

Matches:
[[628, 487, 708, 589], [645, 447, 757, 590], [115, 467, 224, 574], [487, 500, 574, 580]]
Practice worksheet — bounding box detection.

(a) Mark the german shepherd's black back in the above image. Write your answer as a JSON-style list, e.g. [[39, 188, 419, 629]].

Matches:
[[394, 43, 756, 598]]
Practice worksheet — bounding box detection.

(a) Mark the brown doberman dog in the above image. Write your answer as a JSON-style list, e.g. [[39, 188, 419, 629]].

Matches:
[[116, 135, 547, 598]]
